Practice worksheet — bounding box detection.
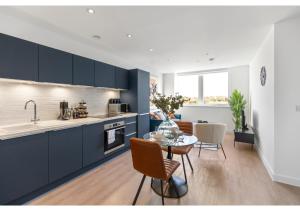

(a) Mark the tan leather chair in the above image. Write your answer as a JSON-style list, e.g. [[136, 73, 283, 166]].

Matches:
[[130, 138, 180, 205], [193, 123, 227, 159], [162, 121, 194, 183]]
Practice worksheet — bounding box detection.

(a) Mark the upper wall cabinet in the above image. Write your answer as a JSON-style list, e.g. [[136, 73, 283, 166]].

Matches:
[[0, 33, 38, 81], [73, 55, 95, 86], [115, 67, 128, 89], [38, 45, 73, 84], [94, 61, 115, 88], [120, 69, 150, 113]]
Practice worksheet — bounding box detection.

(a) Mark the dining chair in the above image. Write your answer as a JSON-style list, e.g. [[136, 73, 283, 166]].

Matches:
[[193, 123, 227, 159], [162, 121, 194, 183], [130, 138, 180, 205]]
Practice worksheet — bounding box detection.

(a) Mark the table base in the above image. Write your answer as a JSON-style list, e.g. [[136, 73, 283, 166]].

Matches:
[[151, 176, 188, 198]]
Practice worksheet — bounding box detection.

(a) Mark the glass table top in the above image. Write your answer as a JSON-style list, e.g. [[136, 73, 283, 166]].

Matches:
[[143, 132, 198, 147]]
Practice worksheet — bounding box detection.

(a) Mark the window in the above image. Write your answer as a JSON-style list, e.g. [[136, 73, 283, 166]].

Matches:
[[174, 75, 199, 104], [203, 72, 228, 104], [174, 71, 228, 105]]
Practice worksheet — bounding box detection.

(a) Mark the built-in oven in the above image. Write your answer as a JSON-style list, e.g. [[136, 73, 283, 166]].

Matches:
[[104, 120, 125, 155]]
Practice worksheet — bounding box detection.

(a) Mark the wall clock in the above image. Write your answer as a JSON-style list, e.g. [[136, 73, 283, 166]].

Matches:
[[260, 66, 266, 86]]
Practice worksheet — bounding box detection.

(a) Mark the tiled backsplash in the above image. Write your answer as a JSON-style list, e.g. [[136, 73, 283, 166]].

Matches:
[[0, 81, 119, 126]]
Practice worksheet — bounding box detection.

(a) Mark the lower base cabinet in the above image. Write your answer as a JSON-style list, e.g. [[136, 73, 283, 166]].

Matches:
[[49, 127, 83, 183], [83, 123, 104, 167], [0, 117, 137, 204], [125, 133, 136, 147], [137, 113, 150, 138], [0, 133, 48, 204]]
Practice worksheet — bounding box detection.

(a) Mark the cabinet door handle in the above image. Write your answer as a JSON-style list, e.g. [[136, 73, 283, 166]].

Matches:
[[126, 132, 136, 137], [126, 121, 136, 125], [139, 113, 149, 116]]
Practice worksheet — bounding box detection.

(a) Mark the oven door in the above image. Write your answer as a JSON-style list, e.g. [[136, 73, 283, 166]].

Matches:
[[104, 126, 125, 154]]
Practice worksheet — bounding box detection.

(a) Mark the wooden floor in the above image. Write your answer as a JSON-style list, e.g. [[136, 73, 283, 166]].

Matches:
[[29, 133, 300, 205]]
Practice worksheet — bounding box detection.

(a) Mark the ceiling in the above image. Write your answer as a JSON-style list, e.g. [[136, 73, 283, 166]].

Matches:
[[3, 6, 300, 75]]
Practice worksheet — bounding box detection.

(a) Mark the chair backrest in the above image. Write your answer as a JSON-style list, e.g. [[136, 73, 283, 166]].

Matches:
[[130, 138, 167, 180], [175, 121, 193, 135], [193, 123, 226, 144]]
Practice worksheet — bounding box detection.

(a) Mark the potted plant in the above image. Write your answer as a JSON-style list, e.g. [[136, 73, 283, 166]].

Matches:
[[228, 89, 246, 131]]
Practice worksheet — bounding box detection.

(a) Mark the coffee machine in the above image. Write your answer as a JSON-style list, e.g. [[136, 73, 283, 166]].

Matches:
[[58, 101, 71, 120]]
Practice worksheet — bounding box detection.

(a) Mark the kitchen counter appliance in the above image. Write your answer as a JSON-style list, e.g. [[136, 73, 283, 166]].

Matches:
[[58, 101, 71, 120], [121, 103, 129, 113], [104, 120, 125, 155]]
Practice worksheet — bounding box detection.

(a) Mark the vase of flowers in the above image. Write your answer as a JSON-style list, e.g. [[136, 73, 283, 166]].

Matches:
[[151, 93, 189, 139]]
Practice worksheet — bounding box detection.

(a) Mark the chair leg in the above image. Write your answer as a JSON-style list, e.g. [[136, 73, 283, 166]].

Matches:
[[132, 175, 146, 205], [220, 144, 226, 159], [186, 154, 194, 172], [198, 142, 202, 157], [160, 180, 165, 205], [181, 155, 187, 183]]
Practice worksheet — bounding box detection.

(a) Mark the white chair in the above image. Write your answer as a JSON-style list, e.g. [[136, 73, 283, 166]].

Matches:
[[193, 123, 227, 159]]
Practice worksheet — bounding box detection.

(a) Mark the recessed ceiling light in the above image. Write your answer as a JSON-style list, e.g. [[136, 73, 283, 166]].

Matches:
[[149, 48, 154, 52], [126, 34, 132, 38], [92, 35, 101, 40], [87, 8, 95, 14]]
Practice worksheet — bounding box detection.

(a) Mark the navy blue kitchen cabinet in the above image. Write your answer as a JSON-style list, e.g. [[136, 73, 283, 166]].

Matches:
[[120, 69, 150, 137], [0, 133, 48, 204], [137, 114, 150, 138], [115, 67, 128, 89], [138, 70, 150, 113], [73, 55, 95, 86], [120, 69, 150, 114], [125, 133, 136, 148], [38, 45, 73, 84], [125, 116, 137, 147], [0, 33, 38, 81], [49, 127, 83, 183], [95, 61, 115, 88], [83, 123, 104, 167]]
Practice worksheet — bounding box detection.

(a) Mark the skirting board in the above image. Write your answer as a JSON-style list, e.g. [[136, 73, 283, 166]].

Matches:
[[255, 144, 300, 187], [273, 174, 300, 187], [255, 144, 274, 180]]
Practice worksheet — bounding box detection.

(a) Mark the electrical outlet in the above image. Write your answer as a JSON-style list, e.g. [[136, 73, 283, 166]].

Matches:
[[296, 105, 300, 112]]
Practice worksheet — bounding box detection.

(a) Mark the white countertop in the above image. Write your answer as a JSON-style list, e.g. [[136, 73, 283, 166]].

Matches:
[[0, 113, 137, 140]]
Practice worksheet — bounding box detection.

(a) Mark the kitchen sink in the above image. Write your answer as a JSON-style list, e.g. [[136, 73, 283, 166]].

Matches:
[[1, 124, 42, 132]]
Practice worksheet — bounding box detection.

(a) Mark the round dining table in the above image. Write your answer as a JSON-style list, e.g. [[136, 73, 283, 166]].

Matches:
[[143, 132, 198, 198]]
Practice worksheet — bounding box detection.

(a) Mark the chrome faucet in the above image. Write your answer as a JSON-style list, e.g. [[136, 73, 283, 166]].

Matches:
[[24, 100, 40, 124]]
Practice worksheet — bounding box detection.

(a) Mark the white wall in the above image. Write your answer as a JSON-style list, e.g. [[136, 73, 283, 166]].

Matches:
[[0, 80, 119, 126], [163, 65, 249, 131], [249, 17, 300, 187], [178, 105, 233, 129], [249, 27, 275, 175], [274, 16, 300, 186], [163, 73, 175, 96], [151, 73, 163, 94]]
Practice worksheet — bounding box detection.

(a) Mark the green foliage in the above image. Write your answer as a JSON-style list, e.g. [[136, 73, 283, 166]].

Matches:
[[151, 93, 189, 116], [228, 89, 246, 130]]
